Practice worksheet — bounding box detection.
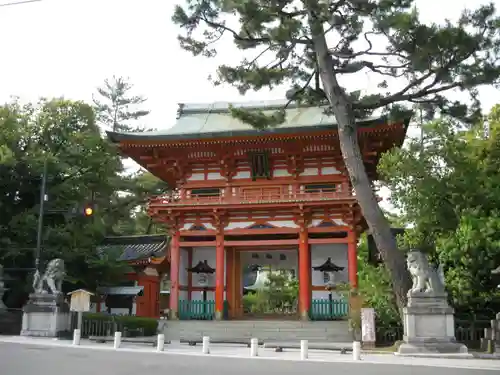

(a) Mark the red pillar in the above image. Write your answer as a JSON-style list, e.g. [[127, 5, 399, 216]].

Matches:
[[215, 231, 225, 320], [298, 228, 311, 320], [347, 228, 358, 289], [169, 231, 181, 319]]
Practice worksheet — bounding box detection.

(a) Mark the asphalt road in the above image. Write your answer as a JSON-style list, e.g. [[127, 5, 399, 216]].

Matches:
[[0, 342, 496, 375]]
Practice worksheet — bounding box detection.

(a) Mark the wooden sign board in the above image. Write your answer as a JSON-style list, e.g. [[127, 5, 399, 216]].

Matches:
[[67, 289, 94, 312]]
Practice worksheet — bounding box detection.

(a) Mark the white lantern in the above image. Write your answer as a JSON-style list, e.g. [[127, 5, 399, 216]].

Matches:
[[198, 273, 209, 287]]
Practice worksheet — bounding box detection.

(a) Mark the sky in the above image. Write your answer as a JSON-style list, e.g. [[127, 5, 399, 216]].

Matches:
[[0, 0, 498, 133], [0, 0, 498, 210]]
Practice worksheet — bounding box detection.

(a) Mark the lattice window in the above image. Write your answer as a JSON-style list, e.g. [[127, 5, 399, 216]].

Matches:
[[249, 152, 271, 180]]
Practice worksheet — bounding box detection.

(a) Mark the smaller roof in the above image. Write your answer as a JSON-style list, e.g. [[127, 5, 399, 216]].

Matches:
[[98, 234, 169, 263], [67, 289, 94, 296], [312, 257, 345, 272], [187, 260, 215, 274], [97, 286, 144, 296]]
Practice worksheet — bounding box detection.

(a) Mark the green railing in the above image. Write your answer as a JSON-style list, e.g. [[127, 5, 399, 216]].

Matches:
[[310, 299, 349, 320], [179, 300, 215, 320], [178, 300, 230, 320]]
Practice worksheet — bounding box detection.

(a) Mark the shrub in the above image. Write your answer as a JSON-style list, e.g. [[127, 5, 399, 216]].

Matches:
[[81, 312, 158, 337]]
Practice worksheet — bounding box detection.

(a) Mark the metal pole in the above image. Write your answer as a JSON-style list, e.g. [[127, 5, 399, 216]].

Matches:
[[35, 158, 48, 271]]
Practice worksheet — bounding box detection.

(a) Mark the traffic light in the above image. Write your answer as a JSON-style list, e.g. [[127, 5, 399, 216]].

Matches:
[[83, 204, 94, 217]]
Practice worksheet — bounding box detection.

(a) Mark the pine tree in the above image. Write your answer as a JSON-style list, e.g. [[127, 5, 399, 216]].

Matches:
[[172, 0, 500, 311], [93, 76, 150, 132]]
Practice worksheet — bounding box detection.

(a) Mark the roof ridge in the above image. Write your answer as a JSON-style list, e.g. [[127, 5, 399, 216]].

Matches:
[[177, 99, 319, 116]]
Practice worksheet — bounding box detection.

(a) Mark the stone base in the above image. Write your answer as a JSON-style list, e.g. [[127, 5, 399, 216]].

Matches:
[[394, 342, 473, 358], [397, 293, 469, 356], [397, 341, 469, 355], [20, 293, 71, 337]]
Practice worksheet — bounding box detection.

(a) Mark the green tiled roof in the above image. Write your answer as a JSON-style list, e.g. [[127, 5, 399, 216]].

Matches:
[[106, 100, 391, 143], [98, 234, 169, 262]]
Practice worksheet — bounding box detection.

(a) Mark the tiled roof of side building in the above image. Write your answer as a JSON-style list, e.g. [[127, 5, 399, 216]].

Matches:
[[97, 234, 170, 262], [106, 99, 399, 143]]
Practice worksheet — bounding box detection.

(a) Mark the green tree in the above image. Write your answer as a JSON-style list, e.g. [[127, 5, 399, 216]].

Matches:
[[93, 76, 150, 132], [172, 0, 500, 311], [0, 98, 130, 305], [379, 106, 500, 315], [92, 76, 169, 235]]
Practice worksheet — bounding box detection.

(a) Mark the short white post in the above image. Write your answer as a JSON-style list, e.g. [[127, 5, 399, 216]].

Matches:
[[352, 341, 361, 361], [72, 329, 81, 346], [250, 338, 259, 357], [156, 334, 165, 352], [114, 331, 122, 349], [202, 336, 210, 354], [300, 340, 308, 360]]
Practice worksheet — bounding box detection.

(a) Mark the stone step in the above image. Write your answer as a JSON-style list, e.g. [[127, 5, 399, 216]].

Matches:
[[162, 320, 351, 343], [164, 320, 347, 329]]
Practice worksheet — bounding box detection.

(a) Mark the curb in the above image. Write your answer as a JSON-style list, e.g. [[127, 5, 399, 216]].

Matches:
[[0, 337, 498, 370]]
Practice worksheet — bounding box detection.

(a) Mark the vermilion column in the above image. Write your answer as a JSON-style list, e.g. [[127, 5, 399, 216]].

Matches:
[[169, 231, 181, 319], [215, 231, 225, 320], [298, 228, 311, 320], [347, 228, 358, 289]]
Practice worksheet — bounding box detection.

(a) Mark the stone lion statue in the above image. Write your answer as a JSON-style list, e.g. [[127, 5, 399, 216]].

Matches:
[[406, 250, 445, 296], [33, 258, 66, 295]]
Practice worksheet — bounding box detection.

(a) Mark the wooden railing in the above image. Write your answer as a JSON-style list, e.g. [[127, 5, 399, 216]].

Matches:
[[149, 184, 354, 207]]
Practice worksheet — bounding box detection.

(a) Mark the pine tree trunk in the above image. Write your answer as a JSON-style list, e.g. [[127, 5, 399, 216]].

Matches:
[[306, 10, 411, 312]]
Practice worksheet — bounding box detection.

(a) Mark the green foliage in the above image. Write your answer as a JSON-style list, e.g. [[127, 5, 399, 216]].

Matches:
[[92, 75, 168, 236], [83, 312, 158, 336], [93, 76, 150, 132], [242, 271, 298, 314], [0, 94, 167, 307], [0, 98, 128, 293], [356, 235, 400, 326], [379, 106, 500, 314], [173, 0, 500, 124]]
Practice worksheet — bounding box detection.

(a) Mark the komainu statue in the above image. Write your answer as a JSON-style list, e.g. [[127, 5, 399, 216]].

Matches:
[[406, 250, 445, 296], [32, 258, 66, 295]]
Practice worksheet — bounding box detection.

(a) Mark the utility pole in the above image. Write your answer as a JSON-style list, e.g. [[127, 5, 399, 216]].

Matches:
[[35, 158, 48, 271]]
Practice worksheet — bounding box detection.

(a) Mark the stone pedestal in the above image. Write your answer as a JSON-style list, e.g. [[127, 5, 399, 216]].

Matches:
[[20, 293, 71, 337], [397, 293, 468, 355]]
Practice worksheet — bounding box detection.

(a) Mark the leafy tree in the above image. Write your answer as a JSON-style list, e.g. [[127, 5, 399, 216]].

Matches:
[[356, 234, 400, 326], [172, 0, 500, 310], [93, 76, 150, 132], [0, 98, 130, 306], [92, 76, 169, 235], [379, 106, 500, 316]]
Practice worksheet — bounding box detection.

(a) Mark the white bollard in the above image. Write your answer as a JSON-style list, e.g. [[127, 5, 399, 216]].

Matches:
[[300, 339, 308, 360], [202, 336, 210, 354], [250, 338, 259, 357], [114, 331, 122, 349], [156, 334, 165, 352], [352, 341, 361, 361], [72, 329, 81, 346]]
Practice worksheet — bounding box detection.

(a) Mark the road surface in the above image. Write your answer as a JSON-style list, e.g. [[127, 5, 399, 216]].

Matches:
[[0, 342, 497, 375]]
